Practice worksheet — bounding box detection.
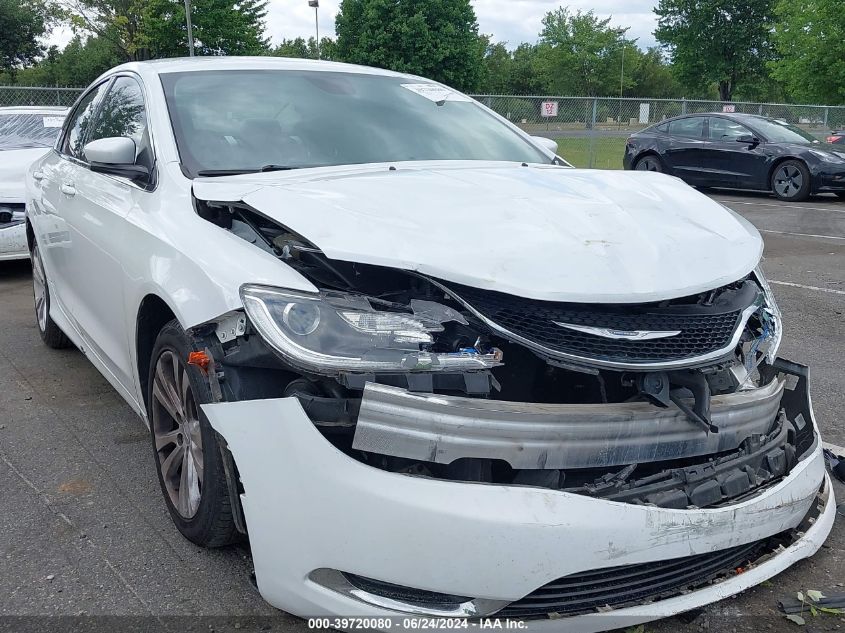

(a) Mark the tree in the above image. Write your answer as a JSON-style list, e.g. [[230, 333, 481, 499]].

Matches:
[[334, 0, 484, 92], [626, 47, 680, 98], [0, 0, 51, 74], [534, 8, 627, 96], [60, 0, 149, 60], [143, 0, 269, 57], [272, 36, 336, 60], [59, 0, 268, 60], [654, 0, 774, 101], [770, 0, 845, 104], [9, 34, 122, 85], [478, 38, 512, 94], [509, 43, 543, 95]]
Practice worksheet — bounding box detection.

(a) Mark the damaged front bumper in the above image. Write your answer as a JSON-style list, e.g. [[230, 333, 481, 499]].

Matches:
[[202, 359, 834, 631]]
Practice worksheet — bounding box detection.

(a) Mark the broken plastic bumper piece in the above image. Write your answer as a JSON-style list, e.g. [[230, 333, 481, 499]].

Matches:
[[202, 360, 833, 630]]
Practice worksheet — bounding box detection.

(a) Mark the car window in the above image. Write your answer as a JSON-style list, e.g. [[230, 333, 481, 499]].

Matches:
[[160, 70, 549, 176], [747, 118, 819, 144], [0, 113, 65, 150], [655, 122, 669, 133], [708, 118, 752, 141], [87, 76, 153, 170], [668, 117, 705, 139], [61, 81, 110, 160]]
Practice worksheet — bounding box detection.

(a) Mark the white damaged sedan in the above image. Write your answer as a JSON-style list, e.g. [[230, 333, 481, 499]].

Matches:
[[26, 58, 834, 630]]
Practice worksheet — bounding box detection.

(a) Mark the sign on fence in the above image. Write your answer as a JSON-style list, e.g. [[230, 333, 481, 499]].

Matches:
[[540, 101, 559, 118], [722, 104, 736, 113], [639, 103, 650, 124]]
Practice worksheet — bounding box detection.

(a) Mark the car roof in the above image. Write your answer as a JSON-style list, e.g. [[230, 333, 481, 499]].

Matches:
[[105, 56, 418, 80], [0, 106, 69, 115]]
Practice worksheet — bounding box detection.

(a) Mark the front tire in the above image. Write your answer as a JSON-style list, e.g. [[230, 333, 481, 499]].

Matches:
[[835, 192, 845, 200], [771, 160, 811, 201], [31, 241, 71, 349], [148, 320, 239, 547], [633, 154, 663, 172]]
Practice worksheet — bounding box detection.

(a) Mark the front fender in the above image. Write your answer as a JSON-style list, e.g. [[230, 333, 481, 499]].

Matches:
[[122, 162, 316, 411]]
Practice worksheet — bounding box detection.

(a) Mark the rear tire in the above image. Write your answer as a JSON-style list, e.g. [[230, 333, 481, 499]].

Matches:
[[633, 155, 663, 172], [31, 241, 71, 349], [771, 160, 811, 201], [147, 320, 239, 548]]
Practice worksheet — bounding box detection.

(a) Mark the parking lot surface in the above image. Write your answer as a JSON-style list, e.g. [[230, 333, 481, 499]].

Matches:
[[1, 191, 844, 633]]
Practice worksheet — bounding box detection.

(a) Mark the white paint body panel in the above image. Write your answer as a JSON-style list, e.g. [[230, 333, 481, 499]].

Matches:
[[193, 163, 763, 303], [204, 396, 834, 630]]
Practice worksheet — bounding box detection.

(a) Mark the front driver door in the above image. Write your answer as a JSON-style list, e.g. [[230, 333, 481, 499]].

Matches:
[[34, 80, 112, 329], [702, 117, 767, 188], [55, 75, 154, 397]]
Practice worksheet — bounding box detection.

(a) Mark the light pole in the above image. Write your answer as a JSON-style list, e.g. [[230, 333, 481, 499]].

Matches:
[[618, 33, 625, 127], [184, 0, 195, 56], [308, 0, 320, 59]]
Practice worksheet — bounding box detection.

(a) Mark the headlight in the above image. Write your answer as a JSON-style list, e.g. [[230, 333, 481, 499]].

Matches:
[[240, 284, 503, 374], [809, 149, 845, 163], [753, 267, 782, 364]]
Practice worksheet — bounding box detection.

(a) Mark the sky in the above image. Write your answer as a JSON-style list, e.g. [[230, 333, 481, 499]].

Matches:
[[267, 0, 660, 49], [49, 0, 661, 51]]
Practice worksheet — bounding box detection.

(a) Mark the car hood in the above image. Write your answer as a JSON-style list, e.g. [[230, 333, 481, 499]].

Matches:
[[0, 147, 50, 202], [193, 161, 763, 303]]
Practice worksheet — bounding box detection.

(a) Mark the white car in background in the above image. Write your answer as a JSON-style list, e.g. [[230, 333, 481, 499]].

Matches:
[[25, 58, 833, 631], [0, 106, 67, 260]]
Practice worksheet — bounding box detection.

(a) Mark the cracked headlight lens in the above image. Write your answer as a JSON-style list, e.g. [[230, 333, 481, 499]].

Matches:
[[753, 267, 782, 364], [240, 284, 502, 375]]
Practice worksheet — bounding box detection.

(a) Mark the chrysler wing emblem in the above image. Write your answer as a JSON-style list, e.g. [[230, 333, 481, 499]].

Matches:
[[553, 322, 682, 341]]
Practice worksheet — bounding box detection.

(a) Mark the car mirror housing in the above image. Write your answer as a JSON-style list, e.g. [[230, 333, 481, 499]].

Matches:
[[85, 136, 150, 183], [531, 136, 559, 153], [736, 134, 760, 145], [84, 136, 136, 164]]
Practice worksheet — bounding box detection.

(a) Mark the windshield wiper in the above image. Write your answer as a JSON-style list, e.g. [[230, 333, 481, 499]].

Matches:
[[259, 164, 297, 172], [196, 164, 298, 177]]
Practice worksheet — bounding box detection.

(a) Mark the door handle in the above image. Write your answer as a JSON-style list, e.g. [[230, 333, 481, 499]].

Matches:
[[60, 184, 76, 197], [33, 171, 45, 181]]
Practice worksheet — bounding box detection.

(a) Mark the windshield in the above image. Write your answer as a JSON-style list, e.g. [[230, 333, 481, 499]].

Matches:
[[0, 113, 64, 150], [750, 118, 819, 144], [160, 70, 548, 176]]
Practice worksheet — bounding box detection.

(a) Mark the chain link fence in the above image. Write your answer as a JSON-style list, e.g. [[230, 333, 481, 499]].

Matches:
[[2, 86, 843, 170], [0, 85, 83, 108], [473, 95, 845, 169]]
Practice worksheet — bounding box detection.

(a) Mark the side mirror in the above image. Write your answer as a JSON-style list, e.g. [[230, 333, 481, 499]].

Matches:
[[531, 136, 559, 153], [736, 135, 760, 145], [84, 137, 150, 182]]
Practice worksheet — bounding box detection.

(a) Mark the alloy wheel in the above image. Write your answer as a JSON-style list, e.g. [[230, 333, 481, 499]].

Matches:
[[773, 164, 804, 198], [635, 156, 661, 171], [31, 244, 47, 333], [151, 350, 204, 519]]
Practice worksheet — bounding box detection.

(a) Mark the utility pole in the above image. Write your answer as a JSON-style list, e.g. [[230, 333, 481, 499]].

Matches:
[[184, 0, 195, 56], [618, 33, 625, 127], [309, 0, 320, 59]]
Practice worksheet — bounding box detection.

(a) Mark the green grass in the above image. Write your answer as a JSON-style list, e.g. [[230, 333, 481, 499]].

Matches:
[[555, 137, 627, 169]]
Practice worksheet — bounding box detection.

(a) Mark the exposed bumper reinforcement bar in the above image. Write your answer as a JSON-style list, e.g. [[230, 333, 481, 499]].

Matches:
[[352, 377, 785, 469]]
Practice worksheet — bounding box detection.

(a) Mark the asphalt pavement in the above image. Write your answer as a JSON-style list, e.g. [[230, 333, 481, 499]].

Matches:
[[1, 190, 844, 633]]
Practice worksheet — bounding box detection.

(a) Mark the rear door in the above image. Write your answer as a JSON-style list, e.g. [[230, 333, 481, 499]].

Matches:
[[662, 116, 708, 184], [54, 74, 155, 394], [702, 117, 767, 188]]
